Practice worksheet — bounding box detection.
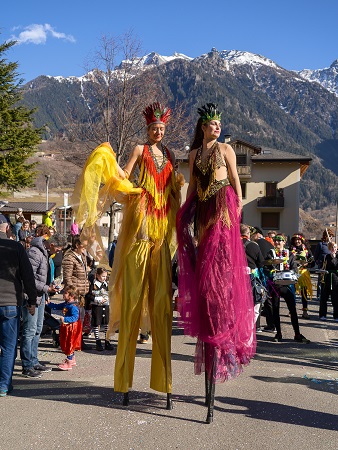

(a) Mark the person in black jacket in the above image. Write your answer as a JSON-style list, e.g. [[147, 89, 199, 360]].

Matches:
[[251, 227, 275, 260], [251, 227, 275, 331], [319, 241, 338, 321], [20, 232, 67, 378], [314, 228, 334, 301], [0, 214, 37, 397], [240, 224, 264, 325]]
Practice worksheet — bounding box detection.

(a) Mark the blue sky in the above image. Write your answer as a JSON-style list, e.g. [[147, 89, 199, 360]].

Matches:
[[1, 0, 337, 82]]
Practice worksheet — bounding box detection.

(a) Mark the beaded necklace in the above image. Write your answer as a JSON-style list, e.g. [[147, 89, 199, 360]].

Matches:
[[147, 142, 168, 173], [274, 248, 290, 270]]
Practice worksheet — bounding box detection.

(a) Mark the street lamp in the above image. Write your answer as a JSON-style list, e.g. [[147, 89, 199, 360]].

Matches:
[[45, 175, 50, 211]]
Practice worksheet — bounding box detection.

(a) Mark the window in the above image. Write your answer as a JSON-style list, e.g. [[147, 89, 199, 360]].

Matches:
[[57, 208, 72, 219], [237, 155, 247, 166], [265, 182, 277, 197], [261, 212, 279, 229], [240, 183, 247, 199]]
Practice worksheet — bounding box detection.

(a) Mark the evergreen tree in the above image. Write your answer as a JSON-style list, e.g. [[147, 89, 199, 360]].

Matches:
[[0, 38, 43, 192]]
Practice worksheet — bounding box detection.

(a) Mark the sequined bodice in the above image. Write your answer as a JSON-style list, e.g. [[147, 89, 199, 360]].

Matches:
[[193, 141, 230, 202]]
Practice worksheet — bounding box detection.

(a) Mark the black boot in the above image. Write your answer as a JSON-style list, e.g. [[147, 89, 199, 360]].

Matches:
[[81, 336, 90, 351], [205, 371, 210, 406], [206, 381, 215, 424], [166, 393, 173, 410], [105, 340, 113, 350], [123, 392, 129, 406], [96, 339, 104, 351]]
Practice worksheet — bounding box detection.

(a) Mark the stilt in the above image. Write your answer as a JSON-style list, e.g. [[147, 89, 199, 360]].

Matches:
[[166, 393, 173, 410], [206, 380, 215, 424], [205, 343, 216, 424], [123, 392, 129, 406], [204, 370, 210, 406]]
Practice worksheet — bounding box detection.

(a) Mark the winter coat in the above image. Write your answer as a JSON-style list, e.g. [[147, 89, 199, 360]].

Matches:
[[62, 249, 89, 295], [314, 241, 330, 267], [26, 236, 50, 305], [0, 231, 37, 307]]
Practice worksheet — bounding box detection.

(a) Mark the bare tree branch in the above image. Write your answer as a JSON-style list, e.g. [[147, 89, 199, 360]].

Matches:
[[55, 31, 191, 168]]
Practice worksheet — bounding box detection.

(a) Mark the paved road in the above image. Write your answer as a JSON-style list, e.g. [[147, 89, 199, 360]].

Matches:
[[1, 298, 337, 450]]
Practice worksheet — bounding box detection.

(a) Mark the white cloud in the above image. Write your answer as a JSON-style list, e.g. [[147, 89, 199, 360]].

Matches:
[[11, 23, 76, 45]]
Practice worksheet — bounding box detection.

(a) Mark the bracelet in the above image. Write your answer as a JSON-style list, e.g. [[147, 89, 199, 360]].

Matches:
[[123, 169, 130, 179]]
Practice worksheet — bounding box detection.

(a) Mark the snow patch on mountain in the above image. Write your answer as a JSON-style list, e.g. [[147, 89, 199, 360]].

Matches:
[[44, 49, 338, 98], [297, 59, 338, 96], [120, 51, 192, 69], [196, 48, 280, 70]]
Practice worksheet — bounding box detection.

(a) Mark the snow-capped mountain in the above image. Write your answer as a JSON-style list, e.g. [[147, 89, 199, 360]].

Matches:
[[22, 47, 338, 211], [118, 51, 192, 70], [38, 48, 338, 99], [297, 60, 338, 97], [197, 48, 280, 70]]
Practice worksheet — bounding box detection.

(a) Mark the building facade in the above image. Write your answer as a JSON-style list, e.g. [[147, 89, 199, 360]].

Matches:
[[178, 139, 312, 238]]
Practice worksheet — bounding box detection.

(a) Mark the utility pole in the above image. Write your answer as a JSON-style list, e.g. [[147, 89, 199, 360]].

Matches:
[[45, 175, 50, 211]]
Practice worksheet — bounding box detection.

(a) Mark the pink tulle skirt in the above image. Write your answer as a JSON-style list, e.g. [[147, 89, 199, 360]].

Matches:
[[177, 185, 256, 383]]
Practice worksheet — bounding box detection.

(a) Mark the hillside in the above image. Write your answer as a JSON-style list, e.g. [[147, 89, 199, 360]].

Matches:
[[28, 141, 82, 192]]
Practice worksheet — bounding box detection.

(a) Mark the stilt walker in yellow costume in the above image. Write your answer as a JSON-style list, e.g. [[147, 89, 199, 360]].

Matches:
[[72, 103, 183, 410]]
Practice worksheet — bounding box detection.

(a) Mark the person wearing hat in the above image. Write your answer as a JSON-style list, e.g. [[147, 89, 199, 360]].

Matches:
[[268, 234, 310, 343], [251, 226, 275, 331], [108, 102, 182, 408], [314, 229, 335, 301], [290, 233, 314, 319], [0, 213, 37, 396], [240, 224, 265, 326], [72, 102, 184, 409], [177, 103, 256, 423]]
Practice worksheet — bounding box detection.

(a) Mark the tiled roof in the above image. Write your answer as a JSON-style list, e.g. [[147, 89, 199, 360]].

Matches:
[[175, 140, 312, 163], [0, 202, 56, 213], [251, 146, 312, 162]]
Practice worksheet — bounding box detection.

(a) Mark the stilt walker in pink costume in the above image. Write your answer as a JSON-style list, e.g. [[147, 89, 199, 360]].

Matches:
[[177, 103, 256, 423]]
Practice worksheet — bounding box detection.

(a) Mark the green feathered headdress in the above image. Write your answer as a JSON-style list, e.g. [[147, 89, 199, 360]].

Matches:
[[197, 103, 222, 124]]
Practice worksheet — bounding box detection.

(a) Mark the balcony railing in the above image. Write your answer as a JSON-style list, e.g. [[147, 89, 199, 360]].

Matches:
[[257, 196, 284, 207]]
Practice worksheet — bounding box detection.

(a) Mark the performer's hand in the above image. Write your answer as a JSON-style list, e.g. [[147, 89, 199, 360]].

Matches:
[[59, 316, 64, 324]]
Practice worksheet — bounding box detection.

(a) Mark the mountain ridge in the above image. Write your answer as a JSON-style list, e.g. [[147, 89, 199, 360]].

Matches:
[[36, 48, 338, 96], [21, 48, 338, 210]]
